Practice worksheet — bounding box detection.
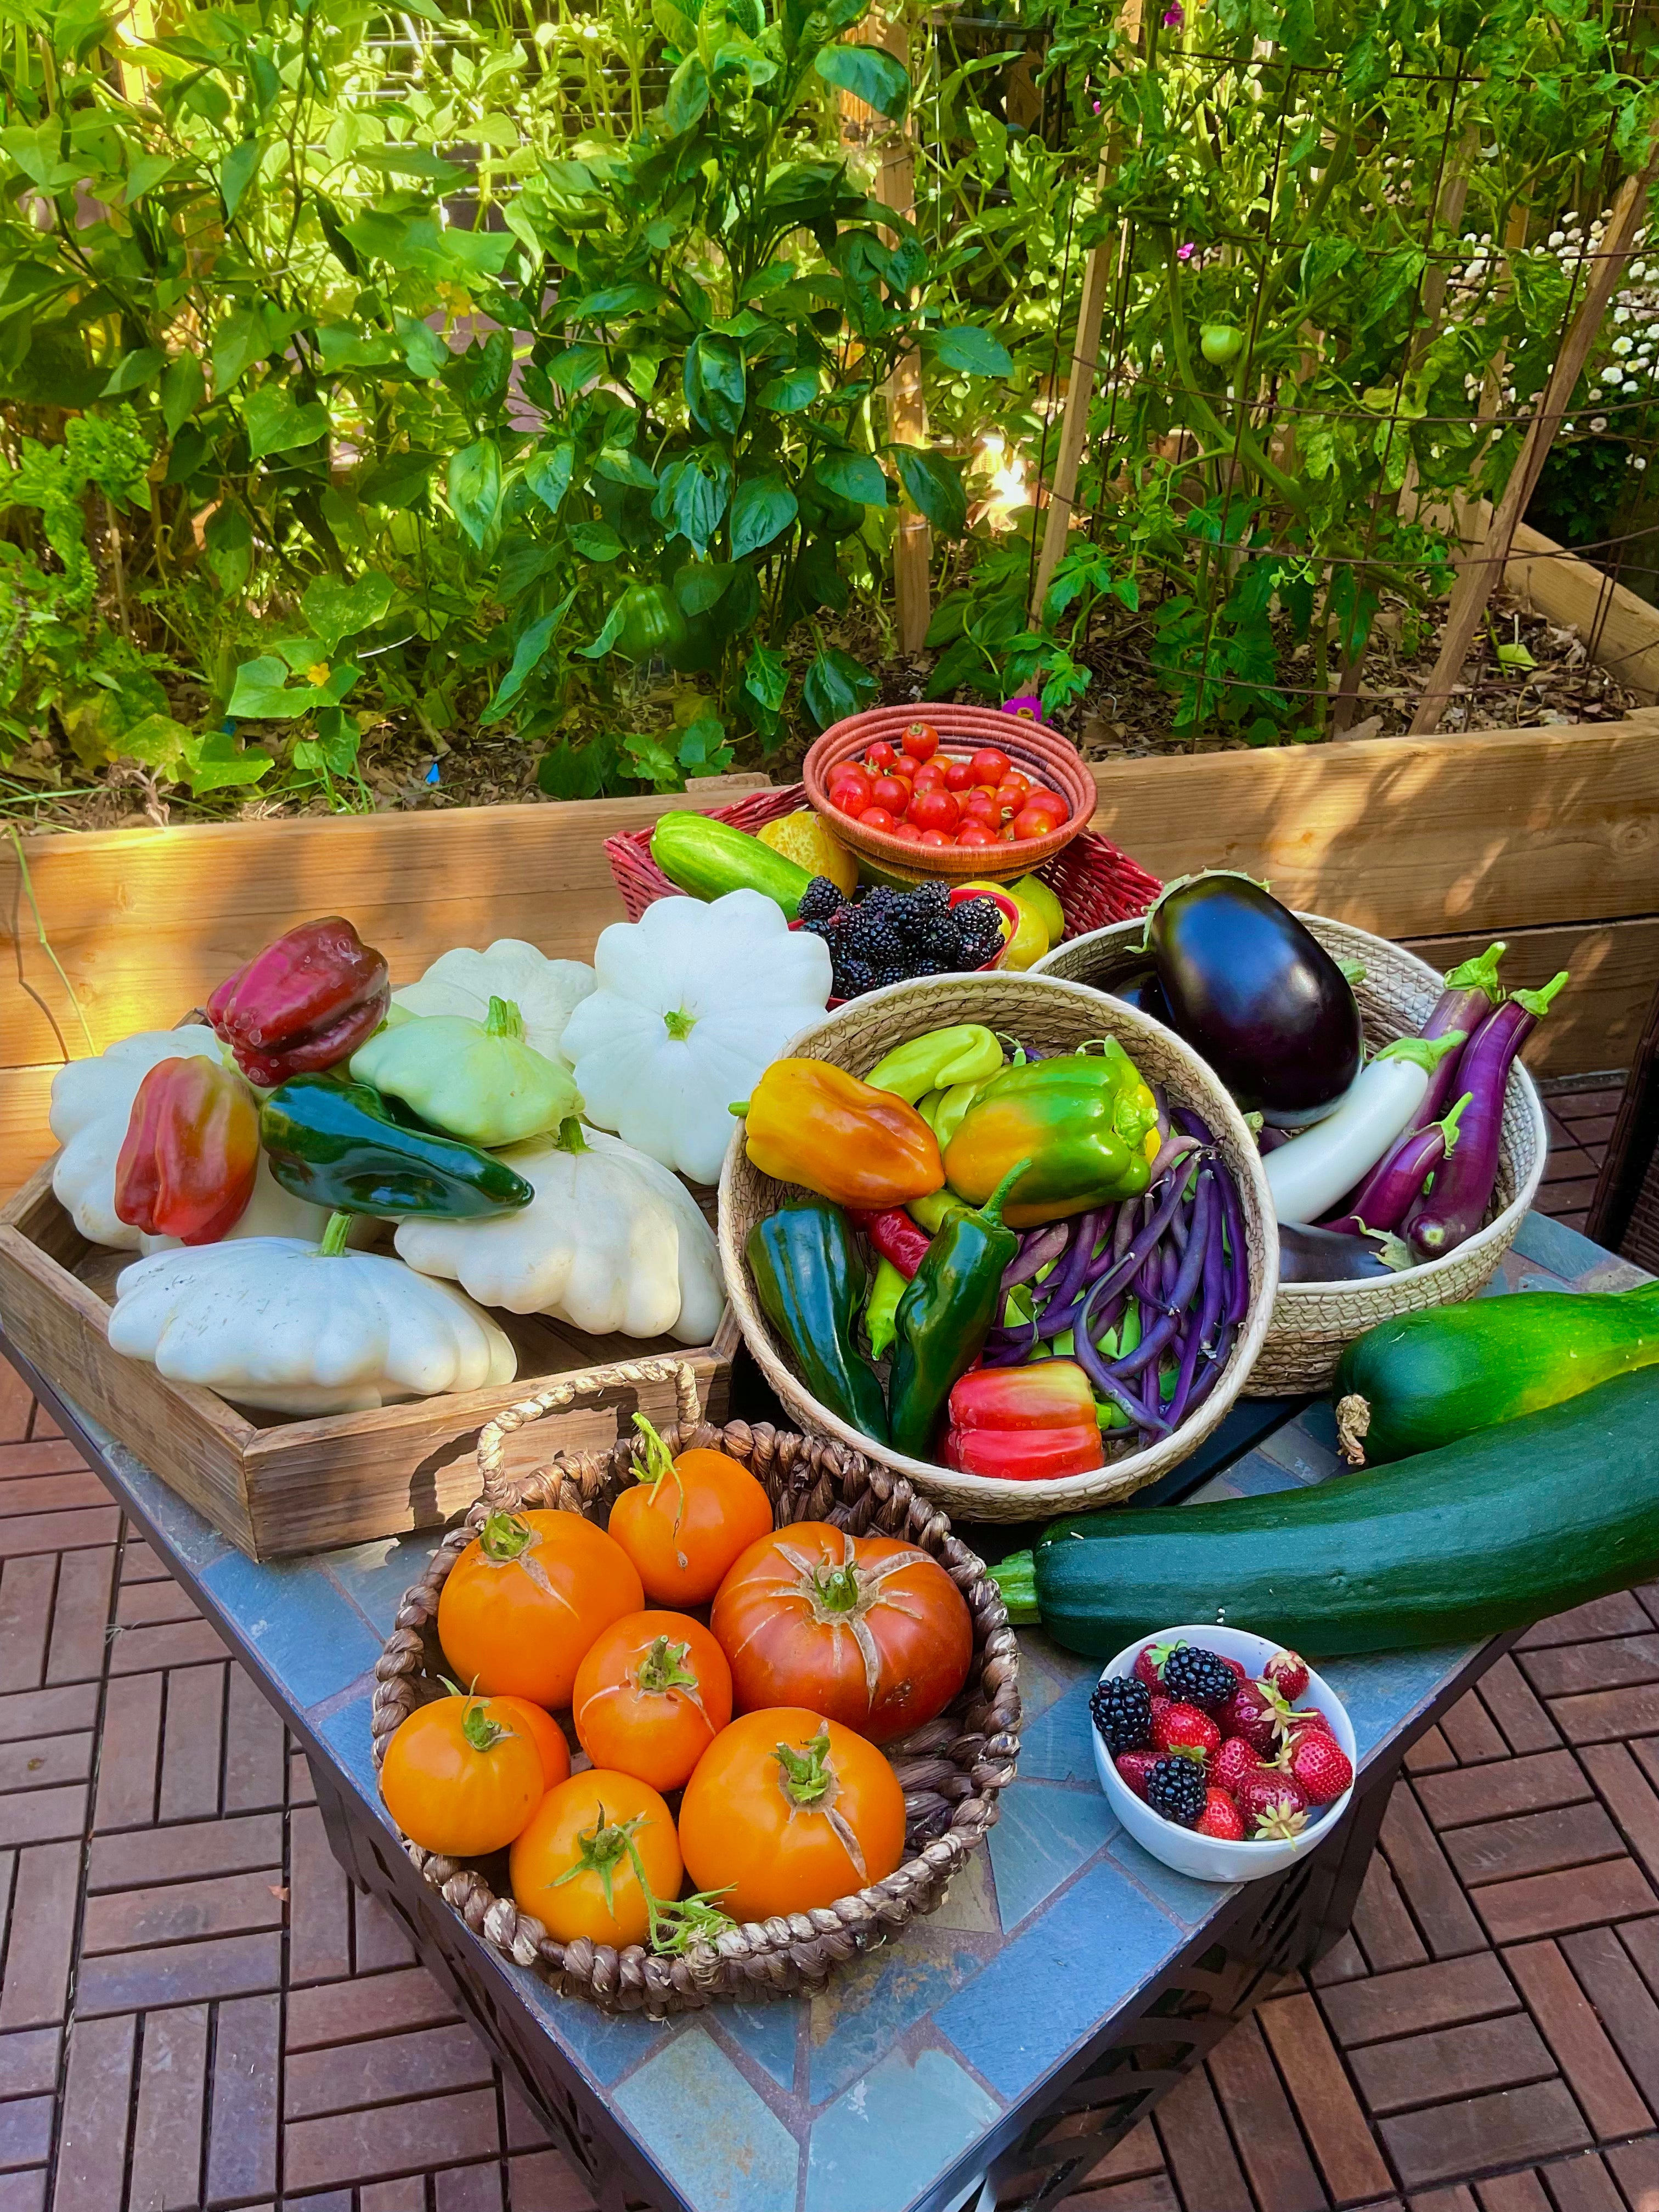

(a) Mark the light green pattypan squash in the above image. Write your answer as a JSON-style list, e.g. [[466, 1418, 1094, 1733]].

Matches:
[[349, 996, 581, 1147]]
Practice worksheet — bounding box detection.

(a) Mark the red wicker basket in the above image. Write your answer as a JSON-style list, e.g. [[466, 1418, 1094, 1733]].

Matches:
[[605, 783, 1163, 938]]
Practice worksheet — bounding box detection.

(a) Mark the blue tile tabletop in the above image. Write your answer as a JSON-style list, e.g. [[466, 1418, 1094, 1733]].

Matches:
[[18, 1212, 1626, 2212]]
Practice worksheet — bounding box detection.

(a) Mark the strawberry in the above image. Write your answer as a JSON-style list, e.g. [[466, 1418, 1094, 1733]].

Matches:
[[1237, 1769, 1308, 1832], [1218, 1655, 1248, 1686], [1115, 1751, 1160, 1801], [1288, 1731, 1353, 1805], [1149, 1693, 1173, 1731], [1263, 1648, 1310, 1702], [1195, 1787, 1245, 1841], [1151, 1701, 1221, 1764], [1214, 1735, 1267, 1796], [1283, 1706, 1335, 1748], [1219, 1679, 1283, 1754], [1253, 1796, 1311, 1842], [1133, 1638, 1179, 1690]]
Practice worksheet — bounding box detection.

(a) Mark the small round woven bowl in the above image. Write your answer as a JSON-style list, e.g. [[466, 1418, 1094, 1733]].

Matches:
[[369, 1359, 1020, 2016], [719, 974, 1278, 1522], [803, 707, 1096, 883], [1034, 917, 1549, 1394]]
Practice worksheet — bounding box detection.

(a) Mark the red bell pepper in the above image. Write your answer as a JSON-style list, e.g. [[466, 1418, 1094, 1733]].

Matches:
[[114, 1055, 260, 1244], [207, 916, 390, 1087], [848, 1206, 932, 1279], [944, 1359, 1104, 1481]]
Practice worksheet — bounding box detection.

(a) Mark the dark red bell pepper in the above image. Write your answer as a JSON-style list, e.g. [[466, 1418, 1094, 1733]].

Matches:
[[848, 1206, 931, 1279], [944, 1358, 1105, 1481], [207, 916, 390, 1087], [114, 1054, 260, 1244]]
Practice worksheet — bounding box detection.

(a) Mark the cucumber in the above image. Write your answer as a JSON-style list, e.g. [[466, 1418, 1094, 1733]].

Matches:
[[1011, 1366, 1659, 1657], [651, 812, 812, 917], [1334, 1283, 1659, 1466]]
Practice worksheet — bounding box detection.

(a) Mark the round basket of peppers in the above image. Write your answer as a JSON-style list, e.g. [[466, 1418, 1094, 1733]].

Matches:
[[718, 974, 1279, 1522]]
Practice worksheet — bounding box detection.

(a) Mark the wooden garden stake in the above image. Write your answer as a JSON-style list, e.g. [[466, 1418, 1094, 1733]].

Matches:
[[1408, 139, 1659, 734]]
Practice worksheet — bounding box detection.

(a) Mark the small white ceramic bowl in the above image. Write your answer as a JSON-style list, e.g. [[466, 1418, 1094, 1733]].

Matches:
[[1092, 1622, 1358, 1883]]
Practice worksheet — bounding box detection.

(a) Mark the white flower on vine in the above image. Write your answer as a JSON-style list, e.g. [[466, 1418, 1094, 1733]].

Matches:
[[1591, 416, 1609, 432], [1634, 261, 1650, 281], [1613, 336, 1633, 355], [1549, 231, 1565, 248], [1635, 456, 1648, 471]]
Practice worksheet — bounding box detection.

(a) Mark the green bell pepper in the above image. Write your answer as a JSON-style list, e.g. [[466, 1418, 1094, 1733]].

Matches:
[[943, 1040, 1160, 1225], [746, 1203, 890, 1444], [888, 1161, 1029, 1460], [260, 1074, 535, 1217], [349, 995, 579, 1148], [866, 1025, 1005, 1105]]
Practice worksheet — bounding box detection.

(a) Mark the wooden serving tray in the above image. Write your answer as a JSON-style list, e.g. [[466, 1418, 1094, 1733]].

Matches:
[[0, 1161, 735, 1561]]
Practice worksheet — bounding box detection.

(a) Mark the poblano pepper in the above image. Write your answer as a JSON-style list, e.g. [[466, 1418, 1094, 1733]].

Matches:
[[260, 1074, 535, 1218], [746, 1203, 890, 1443], [944, 1041, 1160, 1226], [888, 1161, 1029, 1460]]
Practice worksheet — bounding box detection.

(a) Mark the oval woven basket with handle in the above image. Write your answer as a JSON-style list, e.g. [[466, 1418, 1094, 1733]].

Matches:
[[369, 1359, 1020, 2016], [1034, 915, 1549, 1393], [719, 972, 1278, 1522]]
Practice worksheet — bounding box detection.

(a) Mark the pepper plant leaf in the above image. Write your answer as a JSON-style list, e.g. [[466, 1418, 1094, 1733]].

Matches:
[[812, 43, 909, 120]]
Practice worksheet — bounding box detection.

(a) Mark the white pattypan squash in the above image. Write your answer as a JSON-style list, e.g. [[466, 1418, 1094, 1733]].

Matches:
[[50, 1028, 325, 1251], [393, 1121, 724, 1344], [392, 940, 596, 1069], [109, 1232, 516, 1414], [561, 889, 831, 1184]]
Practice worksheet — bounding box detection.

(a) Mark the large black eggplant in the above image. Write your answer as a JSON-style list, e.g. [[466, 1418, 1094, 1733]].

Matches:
[[1105, 966, 1173, 1023], [1147, 872, 1363, 1123]]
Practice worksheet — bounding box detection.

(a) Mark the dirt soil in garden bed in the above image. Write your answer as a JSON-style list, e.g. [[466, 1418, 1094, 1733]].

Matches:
[[4, 583, 1643, 834]]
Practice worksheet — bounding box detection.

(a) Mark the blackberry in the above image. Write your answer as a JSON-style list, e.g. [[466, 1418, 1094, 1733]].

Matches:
[[871, 963, 908, 990], [1160, 1644, 1239, 1712], [911, 882, 950, 918], [834, 956, 874, 997], [1144, 1754, 1208, 1829], [1089, 1676, 1153, 1756], [797, 877, 843, 926], [853, 918, 907, 967]]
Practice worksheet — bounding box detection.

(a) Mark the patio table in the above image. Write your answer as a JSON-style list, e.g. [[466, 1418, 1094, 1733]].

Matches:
[[2, 1207, 1643, 2212]]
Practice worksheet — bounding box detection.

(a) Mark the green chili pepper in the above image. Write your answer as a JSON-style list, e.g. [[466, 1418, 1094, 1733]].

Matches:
[[907, 1189, 970, 1234], [259, 1074, 535, 1218], [863, 1255, 906, 1361], [888, 1160, 1030, 1460], [746, 1203, 890, 1444], [865, 1024, 1005, 1106]]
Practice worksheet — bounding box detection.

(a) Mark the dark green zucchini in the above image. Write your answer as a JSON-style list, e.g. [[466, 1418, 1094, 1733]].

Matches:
[[1008, 1365, 1659, 1658], [1333, 1283, 1659, 1465]]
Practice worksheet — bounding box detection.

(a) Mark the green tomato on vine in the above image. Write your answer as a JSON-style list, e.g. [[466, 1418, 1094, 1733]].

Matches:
[[1200, 323, 1245, 367]]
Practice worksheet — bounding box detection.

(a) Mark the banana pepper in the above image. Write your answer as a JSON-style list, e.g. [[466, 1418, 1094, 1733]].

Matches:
[[865, 1025, 1004, 1105], [736, 1059, 943, 1209], [943, 1041, 1160, 1227], [114, 1055, 259, 1244]]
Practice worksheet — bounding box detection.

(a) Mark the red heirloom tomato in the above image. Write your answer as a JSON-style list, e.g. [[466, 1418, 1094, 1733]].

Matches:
[[1013, 802, 1064, 840], [379, 1692, 546, 1857], [864, 741, 898, 772], [510, 1770, 681, 1949], [943, 757, 974, 792], [955, 822, 997, 848], [860, 806, 898, 834], [437, 1509, 644, 1709], [573, 1611, 733, 1793], [678, 1708, 906, 1922], [710, 1522, 973, 1743], [909, 788, 959, 834], [969, 748, 1011, 788], [901, 720, 940, 763]]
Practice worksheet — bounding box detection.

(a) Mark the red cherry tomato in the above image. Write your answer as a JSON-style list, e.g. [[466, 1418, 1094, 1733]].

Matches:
[[970, 748, 1011, 789], [919, 828, 951, 848], [831, 783, 870, 818], [860, 806, 898, 834], [943, 758, 975, 792], [959, 791, 1000, 827], [864, 741, 897, 772], [994, 769, 1030, 798], [955, 822, 997, 847], [869, 775, 910, 815], [999, 821, 1020, 841], [911, 760, 948, 793], [891, 820, 924, 844], [1012, 802, 1064, 840], [901, 721, 939, 763], [909, 788, 959, 833], [1021, 787, 1063, 816]]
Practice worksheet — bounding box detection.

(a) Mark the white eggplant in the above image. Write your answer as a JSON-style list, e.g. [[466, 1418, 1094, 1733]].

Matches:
[[1265, 1032, 1466, 1226]]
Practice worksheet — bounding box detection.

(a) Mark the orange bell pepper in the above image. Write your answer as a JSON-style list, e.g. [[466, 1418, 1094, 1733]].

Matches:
[[737, 1058, 944, 1209], [114, 1054, 260, 1244]]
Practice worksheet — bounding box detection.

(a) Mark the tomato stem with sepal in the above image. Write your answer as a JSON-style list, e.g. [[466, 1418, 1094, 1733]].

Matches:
[[477, 1509, 534, 1564], [774, 1725, 835, 1808], [438, 1674, 515, 1754], [630, 1413, 685, 1521], [553, 1804, 735, 1955], [635, 1636, 699, 1696]]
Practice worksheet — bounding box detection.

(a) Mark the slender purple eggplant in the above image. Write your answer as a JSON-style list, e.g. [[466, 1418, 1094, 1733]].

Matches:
[[1404, 973, 1567, 1260], [1278, 1222, 1410, 1282], [1413, 943, 1506, 1128], [1326, 1093, 1470, 1236]]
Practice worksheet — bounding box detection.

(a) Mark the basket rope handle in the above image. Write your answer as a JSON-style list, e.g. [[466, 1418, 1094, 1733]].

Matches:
[[475, 1359, 703, 1510]]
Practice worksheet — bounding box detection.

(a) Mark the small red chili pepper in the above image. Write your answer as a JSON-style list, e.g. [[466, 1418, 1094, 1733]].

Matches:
[[848, 1207, 932, 1279], [114, 1055, 260, 1244], [944, 1359, 1104, 1481], [208, 916, 390, 1087]]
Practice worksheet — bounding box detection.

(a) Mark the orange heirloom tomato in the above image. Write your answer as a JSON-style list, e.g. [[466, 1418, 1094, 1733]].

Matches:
[[379, 1692, 545, 1857], [510, 1770, 681, 1949], [679, 1708, 906, 1923], [606, 1418, 775, 1606], [438, 1509, 644, 1709], [710, 1523, 974, 1745], [573, 1611, 733, 1793], [492, 1696, 571, 1791]]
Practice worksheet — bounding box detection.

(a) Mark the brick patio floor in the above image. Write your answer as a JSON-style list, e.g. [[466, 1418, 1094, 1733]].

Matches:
[[1, 1080, 1654, 2212]]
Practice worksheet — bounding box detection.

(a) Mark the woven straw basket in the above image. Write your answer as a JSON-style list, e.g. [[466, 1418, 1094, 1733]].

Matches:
[[1034, 917, 1549, 1393], [369, 1359, 1020, 2016], [718, 973, 1278, 1522]]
